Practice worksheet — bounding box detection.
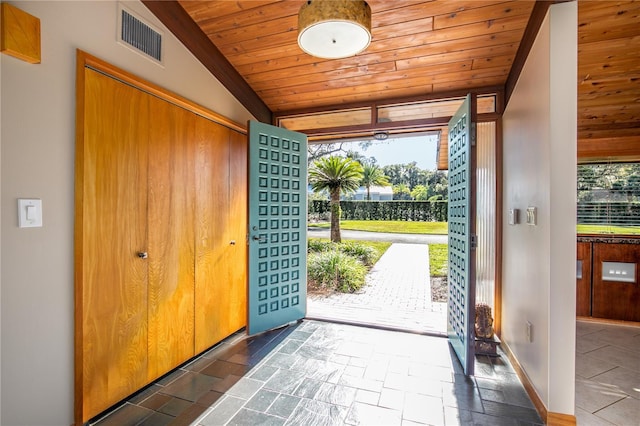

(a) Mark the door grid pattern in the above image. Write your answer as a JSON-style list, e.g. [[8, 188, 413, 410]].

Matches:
[[447, 94, 475, 375], [249, 122, 307, 335]]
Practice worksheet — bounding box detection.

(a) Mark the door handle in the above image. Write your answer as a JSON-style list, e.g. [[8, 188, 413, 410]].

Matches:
[[137, 252, 148, 259], [252, 235, 266, 242]]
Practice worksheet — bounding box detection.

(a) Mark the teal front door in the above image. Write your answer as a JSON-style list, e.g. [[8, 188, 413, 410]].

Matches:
[[447, 94, 477, 376], [247, 121, 308, 335]]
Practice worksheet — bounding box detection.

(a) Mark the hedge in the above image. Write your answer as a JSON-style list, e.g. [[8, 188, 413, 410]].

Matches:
[[309, 200, 448, 222]]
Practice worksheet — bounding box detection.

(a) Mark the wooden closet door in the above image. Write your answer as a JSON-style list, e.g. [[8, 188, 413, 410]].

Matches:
[[147, 97, 196, 378], [78, 69, 150, 420], [227, 129, 248, 331], [194, 119, 231, 351]]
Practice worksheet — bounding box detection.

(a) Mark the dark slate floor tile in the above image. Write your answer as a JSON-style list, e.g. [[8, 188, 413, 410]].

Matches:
[[444, 405, 474, 425], [293, 378, 324, 398], [228, 408, 286, 426], [200, 359, 249, 379], [157, 397, 192, 417], [265, 352, 301, 369], [482, 400, 543, 424], [292, 357, 345, 383], [200, 396, 246, 426], [137, 411, 174, 426], [278, 339, 304, 354], [128, 384, 164, 405], [442, 381, 485, 413], [93, 403, 153, 426], [288, 330, 313, 342], [169, 403, 211, 426], [295, 344, 334, 361], [246, 389, 280, 412], [314, 383, 358, 407], [268, 394, 302, 418], [226, 377, 264, 400], [210, 374, 242, 394], [250, 364, 280, 382], [479, 386, 536, 410], [160, 371, 221, 402], [471, 411, 520, 426], [138, 393, 172, 411], [183, 355, 216, 373], [157, 369, 188, 387], [264, 369, 306, 394], [287, 399, 348, 426], [196, 390, 224, 407]]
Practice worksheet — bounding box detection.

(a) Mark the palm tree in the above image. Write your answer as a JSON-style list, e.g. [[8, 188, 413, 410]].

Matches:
[[309, 156, 364, 242], [360, 164, 390, 200]]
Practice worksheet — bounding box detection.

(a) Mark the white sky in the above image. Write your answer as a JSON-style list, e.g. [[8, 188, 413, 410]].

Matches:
[[344, 134, 438, 170]]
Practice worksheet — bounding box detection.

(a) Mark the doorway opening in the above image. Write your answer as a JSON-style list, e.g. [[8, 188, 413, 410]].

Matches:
[[304, 133, 449, 335]]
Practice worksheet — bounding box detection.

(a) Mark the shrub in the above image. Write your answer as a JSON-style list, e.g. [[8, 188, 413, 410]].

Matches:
[[307, 250, 367, 293], [308, 238, 334, 253], [339, 241, 377, 266]]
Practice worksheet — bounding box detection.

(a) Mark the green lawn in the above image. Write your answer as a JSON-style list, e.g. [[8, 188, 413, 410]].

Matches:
[[309, 220, 448, 235], [577, 224, 640, 235], [428, 244, 448, 277]]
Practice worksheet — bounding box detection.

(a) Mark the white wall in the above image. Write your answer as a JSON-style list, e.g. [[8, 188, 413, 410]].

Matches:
[[502, 1, 577, 416], [0, 2, 253, 425]]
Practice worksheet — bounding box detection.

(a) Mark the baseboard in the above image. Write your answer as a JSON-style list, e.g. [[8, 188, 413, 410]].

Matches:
[[500, 340, 576, 426], [577, 316, 640, 327], [547, 412, 577, 425]]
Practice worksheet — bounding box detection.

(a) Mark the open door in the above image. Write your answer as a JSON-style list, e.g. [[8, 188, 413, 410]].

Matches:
[[247, 121, 308, 335], [447, 94, 477, 376]]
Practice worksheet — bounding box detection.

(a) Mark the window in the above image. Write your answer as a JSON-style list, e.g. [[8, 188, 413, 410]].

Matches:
[[577, 163, 640, 235]]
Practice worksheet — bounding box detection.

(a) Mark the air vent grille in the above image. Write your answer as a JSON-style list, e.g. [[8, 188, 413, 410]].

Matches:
[[120, 9, 162, 62]]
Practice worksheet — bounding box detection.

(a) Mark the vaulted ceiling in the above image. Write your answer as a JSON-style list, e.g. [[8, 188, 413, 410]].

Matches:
[[143, 0, 640, 161]]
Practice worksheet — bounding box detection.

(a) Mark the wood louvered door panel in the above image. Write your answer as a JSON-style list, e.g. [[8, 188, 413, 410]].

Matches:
[[78, 68, 150, 420], [147, 96, 196, 378]]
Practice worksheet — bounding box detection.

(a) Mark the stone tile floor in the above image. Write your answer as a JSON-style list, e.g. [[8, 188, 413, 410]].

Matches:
[[92, 320, 543, 426], [574, 320, 640, 425], [307, 244, 447, 336]]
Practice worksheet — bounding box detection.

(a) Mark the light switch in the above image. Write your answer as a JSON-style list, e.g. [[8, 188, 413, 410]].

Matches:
[[526, 206, 537, 226], [18, 198, 43, 228], [508, 208, 519, 225]]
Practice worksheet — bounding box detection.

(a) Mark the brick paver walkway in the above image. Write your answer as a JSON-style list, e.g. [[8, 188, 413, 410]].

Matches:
[[307, 243, 447, 335]]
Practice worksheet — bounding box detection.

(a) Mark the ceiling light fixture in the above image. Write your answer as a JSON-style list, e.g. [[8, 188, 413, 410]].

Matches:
[[373, 131, 388, 141], [298, 0, 371, 59]]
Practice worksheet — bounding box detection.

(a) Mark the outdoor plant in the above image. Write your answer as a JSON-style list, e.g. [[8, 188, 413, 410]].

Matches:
[[307, 238, 334, 253], [360, 164, 390, 200], [338, 241, 377, 266], [307, 250, 367, 293], [308, 156, 364, 242], [307, 239, 388, 292]]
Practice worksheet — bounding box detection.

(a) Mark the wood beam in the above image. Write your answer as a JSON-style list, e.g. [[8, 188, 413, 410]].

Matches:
[[141, 0, 272, 124], [504, 1, 554, 106], [578, 136, 640, 162]]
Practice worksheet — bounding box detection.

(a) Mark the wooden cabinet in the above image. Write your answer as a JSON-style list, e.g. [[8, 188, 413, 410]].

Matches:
[[576, 242, 592, 317], [76, 65, 247, 423], [592, 243, 640, 322]]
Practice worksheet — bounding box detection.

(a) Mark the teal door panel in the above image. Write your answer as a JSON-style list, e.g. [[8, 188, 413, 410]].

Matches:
[[447, 94, 477, 376], [248, 121, 308, 335]]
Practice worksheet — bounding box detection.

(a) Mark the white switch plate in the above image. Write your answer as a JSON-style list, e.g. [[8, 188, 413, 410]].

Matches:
[[18, 199, 43, 228], [508, 208, 519, 225], [526, 206, 537, 226]]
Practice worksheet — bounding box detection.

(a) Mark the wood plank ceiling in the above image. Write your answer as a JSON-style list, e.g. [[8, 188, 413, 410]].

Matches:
[[178, 0, 533, 113], [577, 0, 640, 160], [145, 0, 640, 161]]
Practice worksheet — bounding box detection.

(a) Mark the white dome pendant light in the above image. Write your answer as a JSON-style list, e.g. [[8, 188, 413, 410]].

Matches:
[[298, 0, 372, 59]]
